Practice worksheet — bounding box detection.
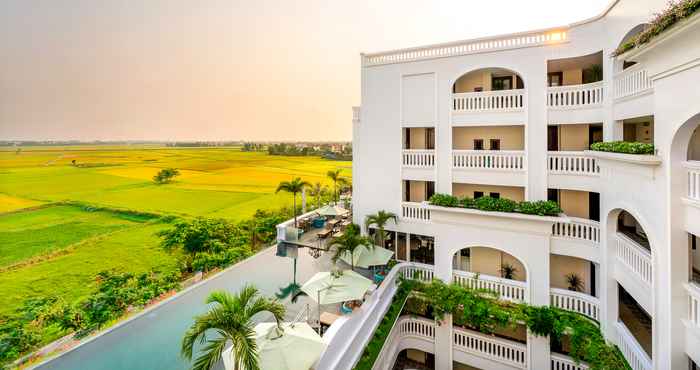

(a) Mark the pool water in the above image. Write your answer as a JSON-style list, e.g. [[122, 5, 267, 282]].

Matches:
[[36, 247, 334, 370]]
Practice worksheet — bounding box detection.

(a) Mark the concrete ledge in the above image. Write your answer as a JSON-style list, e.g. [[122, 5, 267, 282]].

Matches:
[[585, 150, 662, 166]]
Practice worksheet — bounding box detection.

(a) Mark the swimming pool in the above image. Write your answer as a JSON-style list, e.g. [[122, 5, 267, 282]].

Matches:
[[34, 247, 334, 370]]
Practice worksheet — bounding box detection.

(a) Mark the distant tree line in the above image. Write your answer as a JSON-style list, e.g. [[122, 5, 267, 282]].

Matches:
[[265, 142, 352, 160]]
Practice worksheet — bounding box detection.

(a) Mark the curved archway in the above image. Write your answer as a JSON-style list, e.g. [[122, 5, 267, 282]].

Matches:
[[452, 67, 524, 94], [616, 23, 650, 71], [452, 246, 528, 303]]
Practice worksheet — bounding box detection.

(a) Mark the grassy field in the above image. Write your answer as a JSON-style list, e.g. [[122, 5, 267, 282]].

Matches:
[[0, 145, 351, 316]]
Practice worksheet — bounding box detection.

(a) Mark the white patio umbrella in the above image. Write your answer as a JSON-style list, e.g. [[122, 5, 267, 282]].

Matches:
[[300, 270, 373, 305], [317, 204, 347, 217], [221, 322, 326, 370], [301, 270, 373, 333], [339, 245, 394, 269]]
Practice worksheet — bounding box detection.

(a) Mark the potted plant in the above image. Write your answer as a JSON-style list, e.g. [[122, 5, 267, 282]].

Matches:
[[499, 263, 517, 280], [565, 273, 585, 292]]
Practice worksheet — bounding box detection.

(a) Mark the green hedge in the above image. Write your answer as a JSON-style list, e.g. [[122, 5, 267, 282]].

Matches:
[[614, 0, 700, 56], [353, 280, 416, 370], [589, 141, 655, 155], [429, 194, 562, 217], [409, 280, 632, 370]]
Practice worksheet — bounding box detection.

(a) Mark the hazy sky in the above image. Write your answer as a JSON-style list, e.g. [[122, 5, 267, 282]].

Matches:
[[0, 0, 610, 141]]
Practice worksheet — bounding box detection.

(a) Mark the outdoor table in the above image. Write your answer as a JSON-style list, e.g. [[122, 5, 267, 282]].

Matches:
[[327, 219, 340, 227], [340, 220, 351, 228], [332, 231, 344, 238], [317, 229, 332, 239], [320, 312, 340, 326]]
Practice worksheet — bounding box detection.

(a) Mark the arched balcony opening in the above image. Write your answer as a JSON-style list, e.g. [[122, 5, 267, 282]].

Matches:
[[546, 51, 604, 110], [451, 68, 525, 114], [616, 24, 650, 71], [452, 246, 527, 302], [617, 210, 650, 252]]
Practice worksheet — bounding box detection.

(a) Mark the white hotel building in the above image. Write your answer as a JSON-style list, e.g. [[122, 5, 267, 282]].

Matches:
[[314, 0, 700, 369]]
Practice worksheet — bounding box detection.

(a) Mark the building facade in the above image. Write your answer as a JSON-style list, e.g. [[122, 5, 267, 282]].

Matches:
[[341, 0, 700, 369]]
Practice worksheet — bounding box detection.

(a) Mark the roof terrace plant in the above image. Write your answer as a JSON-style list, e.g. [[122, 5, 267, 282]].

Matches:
[[589, 141, 655, 155], [428, 194, 562, 217], [613, 0, 700, 56]]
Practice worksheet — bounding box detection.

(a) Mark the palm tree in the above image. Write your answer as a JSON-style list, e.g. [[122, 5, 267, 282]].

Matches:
[[329, 224, 372, 270], [308, 182, 328, 210], [275, 177, 311, 227], [326, 169, 348, 204], [181, 286, 285, 370], [364, 211, 398, 248]]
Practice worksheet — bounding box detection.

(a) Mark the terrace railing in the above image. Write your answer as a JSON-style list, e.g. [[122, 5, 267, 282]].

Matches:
[[615, 321, 652, 370], [372, 316, 435, 370], [401, 202, 431, 222], [613, 64, 652, 100], [452, 270, 526, 302], [547, 152, 600, 176], [550, 288, 600, 321], [551, 353, 590, 370], [552, 218, 601, 245], [452, 89, 525, 113], [685, 161, 700, 202], [452, 150, 526, 171], [402, 149, 435, 168], [453, 325, 527, 369], [615, 232, 652, 286], [362, 30, 567, 66], [687, 282, 700, 331], [547, 82, 604, 109]]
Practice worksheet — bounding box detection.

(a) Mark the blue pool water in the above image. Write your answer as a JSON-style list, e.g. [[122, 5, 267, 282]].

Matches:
[[35, 247, 333, 370]]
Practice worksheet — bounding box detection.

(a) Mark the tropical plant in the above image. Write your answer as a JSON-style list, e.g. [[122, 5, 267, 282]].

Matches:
[[428, 193, 562, 216], [326, 169, 348, 204], [275, 177, 311, 227], [153, 168, 180, 184], [565, 273, 585, 292], [329, 224, 372, 270], [499, 263, 517, 280], [364, 211, 397, 248], [308, 182, 330, 210], [590, 141, 655, 154], [181, 286, 285, 370]]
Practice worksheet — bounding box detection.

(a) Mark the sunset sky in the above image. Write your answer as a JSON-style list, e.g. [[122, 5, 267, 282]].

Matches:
[[1, 0, 610, 141]]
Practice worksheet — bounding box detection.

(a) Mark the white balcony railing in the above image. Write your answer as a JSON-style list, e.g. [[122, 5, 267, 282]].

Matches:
[[547, 82, 604, 109], [362, 29, 568, 66], [402, 149, 435, 168], [453, 325, 527, 369], [551, 353, 589, 370], [452, 89, 525, 113], [613, 64, 652, 100], [547, 152, 600, 176], [452, 150, 526, 171], [687, 282, 700, 330], [550, 288, 600, 321], [401, 202, 431, 222], [615, 232, 653, 286], [552, 218, 600, 245], [453, 270, 526, 302], [615, 321, 652, 370], [685, 161, 700, 202]]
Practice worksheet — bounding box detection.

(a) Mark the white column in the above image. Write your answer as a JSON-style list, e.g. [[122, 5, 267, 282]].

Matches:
[[406, 233, 411, 262], [526, 61, 548, 200], [433, 235, 453, 370], [527, 235, 551, 369]]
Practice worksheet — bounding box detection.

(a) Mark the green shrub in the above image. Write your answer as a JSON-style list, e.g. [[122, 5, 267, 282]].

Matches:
[[590, 141, 654, 154], [428, 194, 562, 217], [428, 193, 459, 207], [473, 197, 517, 213], [516, 200, 562, 216]]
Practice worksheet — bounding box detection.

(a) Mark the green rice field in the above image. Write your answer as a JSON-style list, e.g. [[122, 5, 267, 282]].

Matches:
[[0, 146, 351, 315]]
